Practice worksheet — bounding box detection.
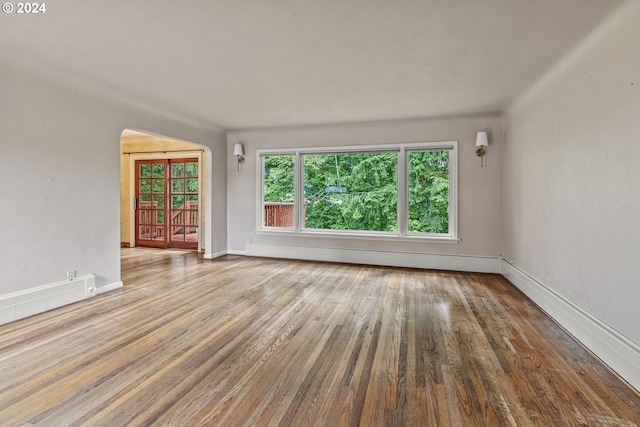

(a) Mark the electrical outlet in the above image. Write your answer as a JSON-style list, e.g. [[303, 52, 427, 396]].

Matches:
[[67, 270, 76, 281]]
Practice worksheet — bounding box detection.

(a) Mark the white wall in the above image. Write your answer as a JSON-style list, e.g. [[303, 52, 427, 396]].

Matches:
[[0, 61, 227, 295], [505, 3, 640, 345], [227, 114, 503, 263]]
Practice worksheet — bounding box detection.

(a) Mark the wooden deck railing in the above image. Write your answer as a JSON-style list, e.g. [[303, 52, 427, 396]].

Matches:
[[264, 202, 305, 227], [139, 201, 198, 239], [170, 201, 199, 232], [138, 201, 162, 239]]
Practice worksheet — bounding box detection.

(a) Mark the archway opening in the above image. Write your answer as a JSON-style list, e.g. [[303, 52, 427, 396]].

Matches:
[[120, 129, 211, 253]]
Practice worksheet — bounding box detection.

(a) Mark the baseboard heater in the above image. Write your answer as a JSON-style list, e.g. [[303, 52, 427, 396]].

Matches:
[[0, 274, 96, 326]]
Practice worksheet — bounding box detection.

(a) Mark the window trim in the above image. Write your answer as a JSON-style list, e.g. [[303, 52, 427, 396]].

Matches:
[[256, 141, 459, 242]]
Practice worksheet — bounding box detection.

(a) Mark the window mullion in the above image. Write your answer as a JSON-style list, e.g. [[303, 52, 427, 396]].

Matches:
[[449, 143, 458, 238], [397, 148, 407, 237], [257, 155, 264, 231], [294, 151, 303, 231]]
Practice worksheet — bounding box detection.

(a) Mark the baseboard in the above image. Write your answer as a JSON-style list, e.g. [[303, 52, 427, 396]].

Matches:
[[246, 243, 500, 273], [0, 275, 96, 326], [501, 259, 640, 392], [203, 250, 228, 259], [97, 281, 123, 294], [226, 250, 247, 256]]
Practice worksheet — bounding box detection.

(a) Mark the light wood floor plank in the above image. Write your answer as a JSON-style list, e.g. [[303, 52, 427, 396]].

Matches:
[[0, 248, 638, 426]]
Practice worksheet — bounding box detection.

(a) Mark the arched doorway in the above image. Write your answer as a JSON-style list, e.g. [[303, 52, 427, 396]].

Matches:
[[120, 129, 210, 252]]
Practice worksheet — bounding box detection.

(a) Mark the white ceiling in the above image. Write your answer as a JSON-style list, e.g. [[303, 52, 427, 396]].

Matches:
[[0, 0, 623, 130]]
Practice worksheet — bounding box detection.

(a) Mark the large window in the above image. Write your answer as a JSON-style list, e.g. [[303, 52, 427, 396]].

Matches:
[[258, 141, 457, 241]]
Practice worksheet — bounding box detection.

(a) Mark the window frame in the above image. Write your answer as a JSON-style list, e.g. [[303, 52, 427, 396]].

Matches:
[[256, 141, 458, 242]]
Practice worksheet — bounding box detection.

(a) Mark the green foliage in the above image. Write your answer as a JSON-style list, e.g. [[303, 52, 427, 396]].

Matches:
[[408, 150, 449, 233], [186, 179, 198, 193], [304, 153, 397, 231], [264, 155, 294, 202], [171, 162, 197, 178], [185, 162, 198, 177]]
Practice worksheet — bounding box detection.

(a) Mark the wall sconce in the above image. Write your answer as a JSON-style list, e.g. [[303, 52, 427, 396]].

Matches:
[[233, 143, 245, 172], [475, 131, 488, 167]]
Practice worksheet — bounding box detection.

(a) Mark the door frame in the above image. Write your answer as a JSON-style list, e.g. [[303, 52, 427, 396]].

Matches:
[[128, 151, 204, 252]]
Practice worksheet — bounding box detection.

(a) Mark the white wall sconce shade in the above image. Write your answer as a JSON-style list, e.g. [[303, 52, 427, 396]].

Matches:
[[475, 132, 488, 167], [234, 143, 245, 172]]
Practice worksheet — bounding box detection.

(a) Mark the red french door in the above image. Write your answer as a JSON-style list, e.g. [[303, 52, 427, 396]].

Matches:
[[135, 158, 199, 250]]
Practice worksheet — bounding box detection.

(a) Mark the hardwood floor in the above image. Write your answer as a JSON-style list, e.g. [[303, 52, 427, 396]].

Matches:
[[0, 249, 638, 426]]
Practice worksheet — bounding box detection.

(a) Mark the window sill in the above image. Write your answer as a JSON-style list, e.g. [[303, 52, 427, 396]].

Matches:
[[255, 229, 460, 243]]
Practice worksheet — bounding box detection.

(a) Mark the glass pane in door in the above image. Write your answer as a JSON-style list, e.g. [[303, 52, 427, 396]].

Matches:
[[169, 159, 199, 249]]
